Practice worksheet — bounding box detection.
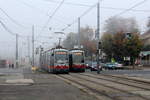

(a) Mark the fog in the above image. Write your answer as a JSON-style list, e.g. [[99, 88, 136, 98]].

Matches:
[[0, 0, 149, 63]]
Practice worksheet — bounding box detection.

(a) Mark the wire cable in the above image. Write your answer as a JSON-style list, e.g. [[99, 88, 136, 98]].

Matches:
[[35, 0, 65, 41], [0, 20, 16, 36], [61, 0, 148, 31], [0, 7, 25, 28], [61, 3, 97, 31], [43, 0, 150, 12], [101, 6, 150, 12], [40, 0, 65, 33], [44, 0, 92, 7], [114, 0, 147, 17], [0, 20, 29, 38], [61, 0, 103, 31]]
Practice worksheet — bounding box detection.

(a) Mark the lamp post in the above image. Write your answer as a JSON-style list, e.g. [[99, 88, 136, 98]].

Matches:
[[54, 32, 65, 47]]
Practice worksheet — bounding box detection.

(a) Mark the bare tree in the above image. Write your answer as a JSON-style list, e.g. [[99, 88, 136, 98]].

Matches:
[[63, 26, 96, 56], [63, 32, 77, 49]]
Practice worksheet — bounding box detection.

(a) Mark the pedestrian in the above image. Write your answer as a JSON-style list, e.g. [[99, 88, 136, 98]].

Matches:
[[12, 64, 14, 68], [9, 64, 11, 68]]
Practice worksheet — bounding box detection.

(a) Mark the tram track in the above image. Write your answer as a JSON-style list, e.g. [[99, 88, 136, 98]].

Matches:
[[71, 74, 149, 100], [56, 74, 117, 100], [79, 73, 150, 91], [101, 74, 150, 84], [56, 74, 150, 100], [55, 75, 113, 100]]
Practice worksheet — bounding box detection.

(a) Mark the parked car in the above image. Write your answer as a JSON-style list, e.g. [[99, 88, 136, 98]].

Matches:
[[85, 61, 92, 69], [114, 62, 124, 69], [90, 62, 102, 71], [103, 62, 116, 70]]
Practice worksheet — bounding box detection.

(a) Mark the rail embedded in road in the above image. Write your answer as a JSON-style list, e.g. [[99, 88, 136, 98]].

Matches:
[[55, 73, 150, 100]]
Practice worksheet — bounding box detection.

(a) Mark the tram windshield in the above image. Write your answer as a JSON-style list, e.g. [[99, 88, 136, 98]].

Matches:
[[55, 51, 68, 62], [72, 52, 84, 63]]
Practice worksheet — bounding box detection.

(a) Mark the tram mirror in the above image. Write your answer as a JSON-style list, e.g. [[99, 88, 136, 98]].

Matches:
[[81, 60, 84, 63]]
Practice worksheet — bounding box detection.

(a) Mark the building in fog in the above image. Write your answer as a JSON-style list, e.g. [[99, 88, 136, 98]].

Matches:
[[140, 30, 150, 65], [141, 30, 150, 45]]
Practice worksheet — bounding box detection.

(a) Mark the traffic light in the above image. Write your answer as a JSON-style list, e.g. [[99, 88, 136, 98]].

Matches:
[[98, 41, 101, 49], [41, 47, 44, 52]]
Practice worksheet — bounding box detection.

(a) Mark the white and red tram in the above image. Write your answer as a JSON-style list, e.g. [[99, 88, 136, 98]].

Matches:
[[40, 48, 69, 74], [69, 49, 86, 72]]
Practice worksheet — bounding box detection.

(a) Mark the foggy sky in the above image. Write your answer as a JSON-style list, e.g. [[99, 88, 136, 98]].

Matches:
[[0, 0, 149, 61]]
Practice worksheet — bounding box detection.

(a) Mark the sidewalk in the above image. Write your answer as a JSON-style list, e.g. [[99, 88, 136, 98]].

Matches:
[[0, 68, 33, 85], [0, 68, 98, 100], [123, 65, 144, 70]]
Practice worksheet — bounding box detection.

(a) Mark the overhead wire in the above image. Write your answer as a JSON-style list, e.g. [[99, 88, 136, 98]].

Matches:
[[0, 7, 25, 28], [40, 0, 65, 33], [16, 0, 48, 16], [16, 0, 69, 29], [35, 0, 65, 41], [43, 0, 150, 12], [113, 0, 148, 17], [0, 20, 16, 36], [0, 20, 29, 38], [16, 0, 149, 33], [61, 3, 97, 31], [100, 0, 148, 29], [101, 6, 150, 12], [49, 0, 149, 31], [61, 0, 148, 31], [16, 0, 148, 39], [61, 0, 104, 31], [43, 0, 92, 7], [16, 0, 38, 9]]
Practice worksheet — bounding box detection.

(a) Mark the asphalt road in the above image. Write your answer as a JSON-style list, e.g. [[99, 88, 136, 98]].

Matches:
[[0, 68, 97, 100], [86, 68, 150, 79], [1, 67, 150, 100]]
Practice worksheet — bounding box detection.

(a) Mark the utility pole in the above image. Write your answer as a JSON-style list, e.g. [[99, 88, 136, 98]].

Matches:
[[32, 25, 35, 67], [97, 2, 100, 74], [78, 17, 80, 48], [27, 36, 31, 65], [16, 34, 19, 68], [58, 37, 62, 46]]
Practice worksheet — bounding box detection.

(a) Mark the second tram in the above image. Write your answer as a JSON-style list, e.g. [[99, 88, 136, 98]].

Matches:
[[69, 49, 86, 72]]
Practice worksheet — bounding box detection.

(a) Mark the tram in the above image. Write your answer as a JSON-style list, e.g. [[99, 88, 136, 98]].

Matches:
[[40, 47, 69, 74], [69, 49, 86, 72]]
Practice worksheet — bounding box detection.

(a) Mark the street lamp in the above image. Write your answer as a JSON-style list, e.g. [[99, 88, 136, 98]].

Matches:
[[54, 32, 65, 34], [54, 32, 65, 47]]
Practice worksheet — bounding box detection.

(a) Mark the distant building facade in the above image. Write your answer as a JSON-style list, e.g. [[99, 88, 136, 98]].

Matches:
[[140, 30, 150, 66]]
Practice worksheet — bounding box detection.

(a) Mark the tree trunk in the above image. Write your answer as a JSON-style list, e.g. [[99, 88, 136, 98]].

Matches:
[[133, 58, 135, 69]]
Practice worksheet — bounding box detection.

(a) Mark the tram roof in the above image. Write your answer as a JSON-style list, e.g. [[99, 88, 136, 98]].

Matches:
[[53, 48, 68, 52], [70, 49, 84, 53], [42, 47, 68, 53]]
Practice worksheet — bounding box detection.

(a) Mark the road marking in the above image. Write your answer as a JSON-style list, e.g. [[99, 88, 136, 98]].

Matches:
[[6, 79, 34, 85], [0, 83, 32, 86]]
